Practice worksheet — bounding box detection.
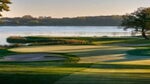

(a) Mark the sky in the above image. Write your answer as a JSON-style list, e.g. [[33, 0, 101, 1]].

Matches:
[[2, 0, 150, 18]]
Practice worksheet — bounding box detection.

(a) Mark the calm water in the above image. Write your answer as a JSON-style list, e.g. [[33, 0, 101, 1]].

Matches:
[[0, 26, 132, 45]]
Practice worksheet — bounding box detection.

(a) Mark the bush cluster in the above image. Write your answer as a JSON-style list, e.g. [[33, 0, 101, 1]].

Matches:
[[7, 36, 91, 45]]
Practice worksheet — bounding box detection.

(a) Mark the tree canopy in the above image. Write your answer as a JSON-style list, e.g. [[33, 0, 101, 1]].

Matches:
[[0, 0, 11, 16], [121, 7, 150, 39]]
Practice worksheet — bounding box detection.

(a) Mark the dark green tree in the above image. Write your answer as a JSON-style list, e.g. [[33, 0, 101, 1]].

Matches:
[[121, 7, 150, 39], [0, 0, 11, 16]]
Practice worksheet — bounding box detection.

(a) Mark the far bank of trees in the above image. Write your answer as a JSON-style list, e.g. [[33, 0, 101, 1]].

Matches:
[[0, 15, 122, 26]]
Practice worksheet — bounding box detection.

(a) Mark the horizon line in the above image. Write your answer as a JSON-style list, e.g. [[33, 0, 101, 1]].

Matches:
[[2, 14, 124, 18]]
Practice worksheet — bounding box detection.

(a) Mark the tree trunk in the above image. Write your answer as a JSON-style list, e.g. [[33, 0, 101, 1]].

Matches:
[[142, 28, 149, 40]]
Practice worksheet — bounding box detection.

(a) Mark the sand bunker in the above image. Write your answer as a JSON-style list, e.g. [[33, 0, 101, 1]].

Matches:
[[0, 53, 66, 62]]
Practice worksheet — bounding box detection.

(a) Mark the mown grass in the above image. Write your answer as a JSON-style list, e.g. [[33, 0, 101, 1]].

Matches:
[[1, 37, 150, 84], [0, 49, 19, 58], [93, 37, 150, 45], [51, 53, 80, 63], [0, 62, 91, 84], [127, 46, 150, 56], [0, 48, 85, 84], [1, 61, 150, 84], [55, 63, 150, 84]]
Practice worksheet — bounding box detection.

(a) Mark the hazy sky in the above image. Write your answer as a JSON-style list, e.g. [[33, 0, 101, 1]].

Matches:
[[2, 0, 150, 18]]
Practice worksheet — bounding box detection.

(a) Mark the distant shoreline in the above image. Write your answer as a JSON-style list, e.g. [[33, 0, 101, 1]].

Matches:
[[0, 15, 122, 26], [0, 25, 119, 27]]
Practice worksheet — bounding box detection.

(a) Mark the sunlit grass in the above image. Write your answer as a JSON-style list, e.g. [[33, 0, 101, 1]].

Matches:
[[92, 40, 125, 45], [55, 63, 150, 84], [113, 60, 150, 65], [1, 37, 150, 84], [9, 45, 104, 53], [0, 62, 91, 84]]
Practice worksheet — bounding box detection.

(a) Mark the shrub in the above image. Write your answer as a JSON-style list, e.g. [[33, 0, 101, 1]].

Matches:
[[7, 36, 91, 45]]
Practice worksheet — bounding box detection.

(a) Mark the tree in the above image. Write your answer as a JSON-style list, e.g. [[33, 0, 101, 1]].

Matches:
[[22, 15, 34, 19], [121, 7, 150, 39], [0, 0, 11, 16]]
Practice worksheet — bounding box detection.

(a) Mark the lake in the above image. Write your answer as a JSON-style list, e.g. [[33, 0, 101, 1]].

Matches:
[[0, 26, 133, 45]]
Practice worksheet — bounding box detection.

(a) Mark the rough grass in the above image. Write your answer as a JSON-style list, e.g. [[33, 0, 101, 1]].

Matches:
[[7, 36, 150, 46], [7, 36, 91, 45]]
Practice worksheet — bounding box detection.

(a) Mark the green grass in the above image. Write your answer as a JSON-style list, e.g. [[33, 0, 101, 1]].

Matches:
[[57, 53, 80, 63], [127, 46, 150, 56], [55, 63, 150, 84], [93, 37, 150, 45], [0, 48, 80, 63], [0, 49, 19, 58], [6, 36, 150, 46], [0, 48, 86, 84], [1, 37, 150, 84], [0, 62, 91, 84], [7, 36, 91, 45], [1, 62, 150, 84], [0, 46, 84, 84]]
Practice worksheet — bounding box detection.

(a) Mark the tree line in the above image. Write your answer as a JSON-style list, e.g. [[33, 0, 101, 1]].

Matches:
[[0, 15, 122, 26]]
